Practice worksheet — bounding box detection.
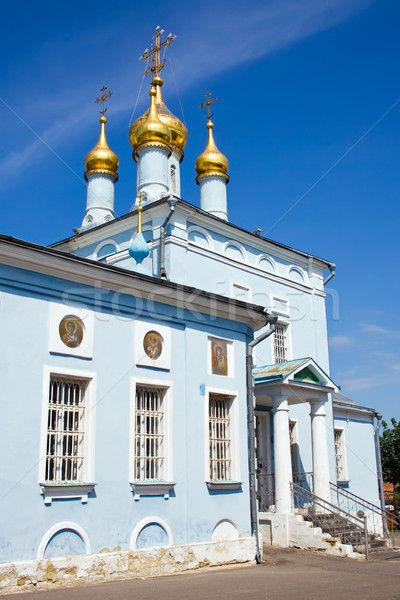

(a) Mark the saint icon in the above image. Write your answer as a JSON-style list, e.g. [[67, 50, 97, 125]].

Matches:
[[59, 316, 84, 348], [143, 331, 163, 360], [211, 339, 228, 376]]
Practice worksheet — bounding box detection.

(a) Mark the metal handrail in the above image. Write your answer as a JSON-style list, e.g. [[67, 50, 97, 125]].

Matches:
[[291, 482, 370, 558], [330, 481, 399, 536]]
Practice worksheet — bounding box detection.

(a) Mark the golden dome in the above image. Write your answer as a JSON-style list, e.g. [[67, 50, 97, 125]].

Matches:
[[129, 85, 171, 154], [129, 77, 187, 156], [85, 115, 119, 181], [195, 120, 229, 182]]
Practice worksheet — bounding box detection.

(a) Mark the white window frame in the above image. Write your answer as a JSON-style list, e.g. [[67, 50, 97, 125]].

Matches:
[[205, 387, 241, 489], [273, 321, 291, 364], [231, 282, 252, 303], [129, 377, 174, 500], [334, 427, 349, 484], [39, 366, 96, 505], [208, 336, 235, 378]]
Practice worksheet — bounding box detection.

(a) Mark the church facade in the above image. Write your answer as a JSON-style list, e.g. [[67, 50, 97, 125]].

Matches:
[[0, 27, 385, 592]]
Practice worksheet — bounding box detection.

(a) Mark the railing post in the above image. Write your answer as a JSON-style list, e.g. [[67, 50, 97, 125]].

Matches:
[[364, 516, 369, 560]]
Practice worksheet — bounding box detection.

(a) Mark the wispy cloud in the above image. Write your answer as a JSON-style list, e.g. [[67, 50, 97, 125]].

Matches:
[[360, 323, 400, 339], [329, 335, 356, 348], [0, 0, 371, 188]]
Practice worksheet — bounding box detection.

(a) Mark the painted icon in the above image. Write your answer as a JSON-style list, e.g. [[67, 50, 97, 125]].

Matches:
[[211, 339, 228, 376], [59, 316, 84, 348], [143, 330, 163, 360]]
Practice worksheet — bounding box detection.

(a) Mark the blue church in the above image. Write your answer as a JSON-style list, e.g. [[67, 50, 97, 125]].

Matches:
[[0, 26, 390, 592]]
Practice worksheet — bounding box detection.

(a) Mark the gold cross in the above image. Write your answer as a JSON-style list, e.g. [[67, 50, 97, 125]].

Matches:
[[136, 191, 145, 233], [200, 92, 217, 120], [95, 86, 113, 116], [136, 191, 145, 206], [140, 25, 176, 79]]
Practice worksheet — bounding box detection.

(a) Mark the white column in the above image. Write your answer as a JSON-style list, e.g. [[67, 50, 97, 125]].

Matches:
[[82, 173, 115, 230], [136, 146, 169, 204], [199, 176, 228, 221], [310, 398, 331, 504], [272, 395, 293, 514]]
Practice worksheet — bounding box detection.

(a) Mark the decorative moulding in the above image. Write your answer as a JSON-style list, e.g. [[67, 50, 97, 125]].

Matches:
[[130, 482, 175, 500], [206, 481, 242, 490], [135, 321, 171, 370], [39, 483, 96, 505], [49, 303, 94, 359]]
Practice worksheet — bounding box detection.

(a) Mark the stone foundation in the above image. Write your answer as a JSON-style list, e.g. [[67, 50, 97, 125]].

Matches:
[[0, 537, 256, 594]]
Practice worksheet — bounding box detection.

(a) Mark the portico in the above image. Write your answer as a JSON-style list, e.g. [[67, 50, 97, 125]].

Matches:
[[253, 358, 338, 515]]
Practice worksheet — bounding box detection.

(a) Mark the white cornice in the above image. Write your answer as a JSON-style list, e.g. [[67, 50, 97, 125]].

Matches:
[[0, 238, 267, 331], [51, 199, 333, 275], [165, 236, 326, 297]]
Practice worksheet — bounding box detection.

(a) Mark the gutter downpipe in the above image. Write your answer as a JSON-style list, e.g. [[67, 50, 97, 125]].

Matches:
[[159, 197, 178, 280], [323, 263, 336, 286], [246, 313, 278, 563], [374, 412, 389, 536]]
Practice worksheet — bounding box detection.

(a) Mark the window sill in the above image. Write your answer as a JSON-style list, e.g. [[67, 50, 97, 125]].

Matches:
[[39, 483, 95, 505], [130, 482, 175, 500], [337, 480, 350, 486], [206, 481, 242, 490]]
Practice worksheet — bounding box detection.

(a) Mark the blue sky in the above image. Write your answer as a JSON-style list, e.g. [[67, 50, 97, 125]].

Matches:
[[1, 0, 399, 420]]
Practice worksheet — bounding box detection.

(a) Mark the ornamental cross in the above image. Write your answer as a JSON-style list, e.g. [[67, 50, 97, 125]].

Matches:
[[95, 86, 112, 116], [200, 92, 217, 120], [136, 191, 145, 206], [140, 25, 176, 79], [136, 191, 145, 233]]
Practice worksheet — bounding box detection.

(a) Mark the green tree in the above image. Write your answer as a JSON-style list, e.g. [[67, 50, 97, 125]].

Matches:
[[380, 418, 400, 487]]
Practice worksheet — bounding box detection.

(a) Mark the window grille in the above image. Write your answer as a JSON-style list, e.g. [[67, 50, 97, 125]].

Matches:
[[171, 166, 177, 194], [274, 323, 287, 363], [209, 394, 232, 481], [134, 386, 165, 481], [334, 429, 345, 481], [45, 377, 87, 483]]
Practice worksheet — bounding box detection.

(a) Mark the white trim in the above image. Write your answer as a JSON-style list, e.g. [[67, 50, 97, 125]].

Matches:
[[187, 225, 214, 250], [129, 516, 173, 549], [130, 482, 175, 500], [231, 281, 251, 303], [208, 336, 235, 378], [39, 365, 96, 502], [93, 238, 118, 260], [52, 202, 330, 273], [135, 321, 171, 370], [0, 239, 267, 331], [129, 377, 173, 485], [204, 386, 240, 483], [184, 239, 320, 295], [211, 519, 240, 541], [258, 254, 277, 273], [222, 241, 247, 263], [48, 303, 94, 359], [271, 296, 290, 318], [288, 266, 307, 285], [334, 426, 349, 483], [273, 320, 292, 364], [37, 521, 91, 559]]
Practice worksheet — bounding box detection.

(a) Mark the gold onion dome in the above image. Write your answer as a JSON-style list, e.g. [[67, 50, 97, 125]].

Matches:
[[85, 115, 119, 181], [195, 120, 229, 182], [129, 77, 187, 156]]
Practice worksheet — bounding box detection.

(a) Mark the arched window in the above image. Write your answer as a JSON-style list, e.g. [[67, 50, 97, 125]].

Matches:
[[170, 165, 177, 194]]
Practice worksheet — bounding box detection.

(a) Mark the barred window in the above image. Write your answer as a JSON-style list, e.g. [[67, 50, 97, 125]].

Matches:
[[45, 377, 87, 483], [134, 386, 165, 481], [274, 323, 288, 364], [209, 394, 232, 481], [171, 165, 177, 194], [334, 429, 347, 482]]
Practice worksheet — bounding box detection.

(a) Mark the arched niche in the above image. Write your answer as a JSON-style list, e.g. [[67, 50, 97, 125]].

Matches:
[[37, 522, 91, 560]]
